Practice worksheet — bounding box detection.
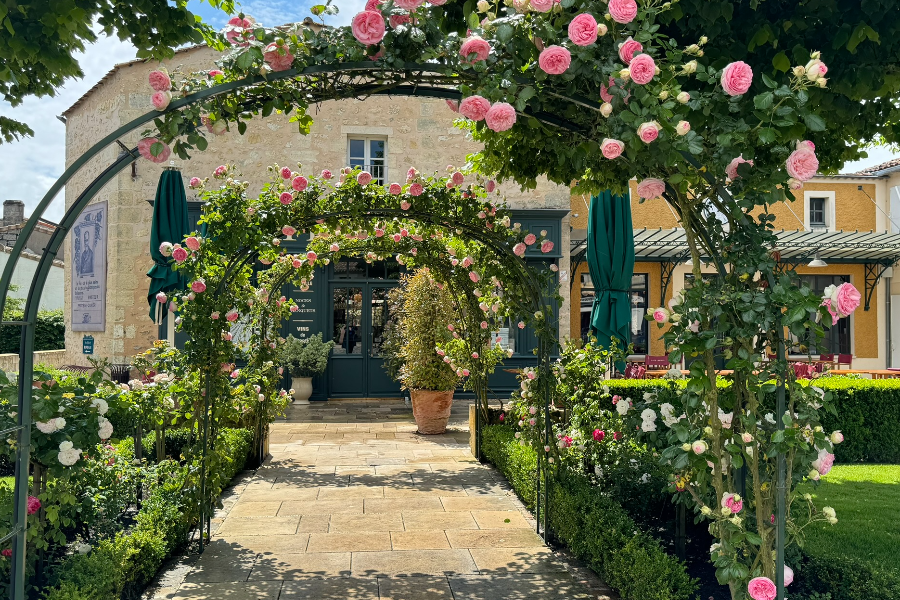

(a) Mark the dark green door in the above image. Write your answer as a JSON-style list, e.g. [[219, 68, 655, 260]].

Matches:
[[329, 282, 401, 398]]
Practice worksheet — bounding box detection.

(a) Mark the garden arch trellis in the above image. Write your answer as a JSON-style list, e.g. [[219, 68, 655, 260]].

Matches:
[[0, 63, 578, 598]]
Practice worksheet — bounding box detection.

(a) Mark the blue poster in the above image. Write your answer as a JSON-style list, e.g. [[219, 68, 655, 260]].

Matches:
[[71, 201, 107, 331]]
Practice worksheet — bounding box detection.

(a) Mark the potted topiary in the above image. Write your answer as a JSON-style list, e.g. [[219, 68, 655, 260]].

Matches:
[[396, 269, 459, 434], [279, 333, 334, 404]]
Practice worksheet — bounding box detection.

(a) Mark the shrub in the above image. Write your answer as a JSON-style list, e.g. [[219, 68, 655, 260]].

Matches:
[[481, 425, 697, 600], [0, 309, 65, 353], [279, 333, 334, 377]]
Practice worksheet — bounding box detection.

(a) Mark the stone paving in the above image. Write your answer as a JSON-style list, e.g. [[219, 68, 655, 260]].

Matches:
[[147, 398, 613, 600]]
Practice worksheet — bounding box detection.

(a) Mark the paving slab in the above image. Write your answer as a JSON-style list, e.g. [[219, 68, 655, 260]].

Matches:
[[401, 510, 479, 531], [378, 576, 455, 600], [279, 577, 379, 599], [445, 528, 545, 549], [389, 530, 451, 550], [215, 516, 300, 537], [249, 552, 352, 580], [171, 581, 283, 600], [328, 513, 404, 532], [468, 547, 569, 574], [307, 532, 392, 553], [350, 549, 478, 576]]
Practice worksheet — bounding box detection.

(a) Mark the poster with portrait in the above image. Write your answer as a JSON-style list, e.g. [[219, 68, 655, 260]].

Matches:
[[71, 201, 107, 331]]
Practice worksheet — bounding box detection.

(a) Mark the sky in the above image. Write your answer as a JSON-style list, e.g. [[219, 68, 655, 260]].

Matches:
[[0, 1, 896, 224]]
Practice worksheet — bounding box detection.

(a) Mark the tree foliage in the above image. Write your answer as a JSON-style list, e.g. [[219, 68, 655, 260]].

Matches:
[[0, 0, 234, 142]]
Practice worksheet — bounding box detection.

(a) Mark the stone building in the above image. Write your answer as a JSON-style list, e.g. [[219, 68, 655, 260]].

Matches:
[[0, 201, 65, 311], [62, 44, 571, 397]]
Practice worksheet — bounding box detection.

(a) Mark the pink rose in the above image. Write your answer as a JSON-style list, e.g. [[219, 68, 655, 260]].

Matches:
[[784, 566, 794, 587], [530, 0, 553, 12], [541, 240, 554, 253], [395, 0, 424, 7], [389, 14, 410, 28], [400, 201, 411, 210], [486, 179, 496, 192], [409, 183, 424, 196], [726, 155, 754, 180], [330, 243, 340, 252], [292, 258, 302, 268], [513, 242, 526, 256], [365, 0, 382, 8], [637, 121, 660, 143], [567, 14, 598, 47], [459, 95, 491, 121], [786, 147, 819, 182], [226, 309, 239, 322], [480, 322, 488, 329], [357, 171, 373, 186], [608, 0, 638, 23], [462, 256, 473, 267], [26, 495, 41, 516], [189, 177, 201, 188], [798, 140, 815, 152], [172, 247, 188, 262], [151, 91, 172, 111], [445, 99, 459, 112], [208, 69, 224, 77], [148, 69, 171, 92], [382, 183, 399, 195], [282, 226, 296, 236], [307, 251, 317, 262], [675, 120, 691, 136], [451, 171, 465, 186], [524, 233, 537, 245], [185, 236, 201, 251], [292, 175, 308, 191], [191, 279, 207, 293], [280, 192, 293, 205], [351, 11, 386, 46], [593, 429, 605, 442], [214, 165, 227, 178], [721, 61, 754, 96], [601, 138, 624, 159], [652, 308, 670, 323], [747, 577, 777, 600], [138, 138, 171, 164], [629, 53, 656, 85], [812, 448, 835, 475], [485, 102, 517, 132], [460, 36, 491, 62], [210, 311, 220, 320], [264, 43, 294, 71], [225, 16, 254, 46], [538, 46, 571, 75], [722, 492, 743, 514], [618, 37, 643, 65], [1, 549, 11, 558], [469, 271, 480, 283], [321, 169, 333, 179], [518, 321, 525, 329]]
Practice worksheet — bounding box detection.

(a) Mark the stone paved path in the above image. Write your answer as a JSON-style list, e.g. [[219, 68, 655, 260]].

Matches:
[[148, 399, 612, 600]]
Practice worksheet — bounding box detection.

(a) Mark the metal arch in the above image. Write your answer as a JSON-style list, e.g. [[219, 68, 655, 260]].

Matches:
[[0, 61, 581, 598]]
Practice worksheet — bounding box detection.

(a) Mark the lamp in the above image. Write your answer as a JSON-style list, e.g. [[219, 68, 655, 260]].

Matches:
[[807, 252, 828, 268]]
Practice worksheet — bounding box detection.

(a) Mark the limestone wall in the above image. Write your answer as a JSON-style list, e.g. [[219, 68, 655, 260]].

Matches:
[[0, 350, 68, 374], [63, 45, 572, 364]]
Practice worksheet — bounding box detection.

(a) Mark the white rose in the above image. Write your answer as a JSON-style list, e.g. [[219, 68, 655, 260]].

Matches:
[[641, 420, 657, 432], [54, 417, 66, 430], [641, 408, 657, 422], [75, 543, 92, 554], [91, 398, 109, 415], [36, 420, 58, 434], [616, 400, 629, 415], [59, 440, 74, 452], [58, 448, 81, 466], [98, 417, 114, 440], [822, 506, 836, 519]]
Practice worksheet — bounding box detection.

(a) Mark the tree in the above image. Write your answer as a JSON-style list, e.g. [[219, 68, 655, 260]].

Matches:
[[0, 0, 233, 143]]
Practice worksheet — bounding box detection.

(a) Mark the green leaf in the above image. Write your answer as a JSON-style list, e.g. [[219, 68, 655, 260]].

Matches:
[[150, 142, 164, 157], [803, 113, 826, 132], [757, 128, 776, 144], [237, 121, 247, 135], [771, 52, 790, 73], [196, 136, 208, 151], [496, 24, 514, 44], [754, 92, 774, 110]]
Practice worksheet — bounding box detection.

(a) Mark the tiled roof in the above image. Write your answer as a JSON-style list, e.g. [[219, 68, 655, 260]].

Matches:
[[850, 157, 900, 176]]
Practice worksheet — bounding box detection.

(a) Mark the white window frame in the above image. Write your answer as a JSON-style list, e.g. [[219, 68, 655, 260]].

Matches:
[[347, 136, 387, 185], [804, 190, 836, 231]]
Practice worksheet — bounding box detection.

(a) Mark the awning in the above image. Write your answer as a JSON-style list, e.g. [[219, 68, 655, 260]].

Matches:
[[571, 228, 900, 310]]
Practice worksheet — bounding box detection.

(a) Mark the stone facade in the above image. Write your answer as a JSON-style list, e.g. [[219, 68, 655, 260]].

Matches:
[[63, 45, 572, 365]]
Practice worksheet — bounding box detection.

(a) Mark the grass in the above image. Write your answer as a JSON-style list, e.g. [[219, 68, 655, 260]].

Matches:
[[799, 464, 900, 574]]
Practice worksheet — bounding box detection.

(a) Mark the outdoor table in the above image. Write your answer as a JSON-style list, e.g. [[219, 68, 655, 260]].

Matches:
[[828, 369, 900, 379]]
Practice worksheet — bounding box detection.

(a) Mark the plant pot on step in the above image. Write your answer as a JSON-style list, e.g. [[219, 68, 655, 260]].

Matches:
[[410, 389, 454, 434], [291, 376, 313, 405]]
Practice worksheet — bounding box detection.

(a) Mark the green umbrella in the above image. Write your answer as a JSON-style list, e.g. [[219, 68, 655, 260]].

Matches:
[[147, 169, 191, 321], [587, 190, 635, 371]]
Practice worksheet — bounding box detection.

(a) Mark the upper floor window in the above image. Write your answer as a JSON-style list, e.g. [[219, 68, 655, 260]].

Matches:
[[809, 197, 827, 228], [348, 137, 386, 185]]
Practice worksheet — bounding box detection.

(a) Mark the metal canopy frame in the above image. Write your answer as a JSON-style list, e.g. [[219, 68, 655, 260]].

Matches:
[[0, 63, 572, 600]]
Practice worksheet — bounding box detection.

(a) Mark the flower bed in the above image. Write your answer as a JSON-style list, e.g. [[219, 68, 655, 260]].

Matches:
[[601, 377, 900, 463], [481, 425, 697, 600]]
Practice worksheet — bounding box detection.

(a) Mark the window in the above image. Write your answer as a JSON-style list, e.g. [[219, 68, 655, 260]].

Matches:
[[580, 273, 648, 354], [789, 275, 851, 355], [809, 197, 827, 228], [348, 137, 386, 185]]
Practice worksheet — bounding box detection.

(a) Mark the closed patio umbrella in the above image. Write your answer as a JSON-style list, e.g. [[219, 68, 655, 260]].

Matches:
[[147, 168, 190, 321], [587, 190, 635, 371]]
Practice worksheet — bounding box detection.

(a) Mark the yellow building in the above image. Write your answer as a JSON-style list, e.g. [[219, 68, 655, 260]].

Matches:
[[569, 158, 900, 369]]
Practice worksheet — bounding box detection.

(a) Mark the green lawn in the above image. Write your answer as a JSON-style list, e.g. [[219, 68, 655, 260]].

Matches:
[[800, 464, 900, 574]]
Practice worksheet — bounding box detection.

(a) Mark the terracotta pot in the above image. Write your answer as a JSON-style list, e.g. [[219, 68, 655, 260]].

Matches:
[[410, 389, 454, 434]]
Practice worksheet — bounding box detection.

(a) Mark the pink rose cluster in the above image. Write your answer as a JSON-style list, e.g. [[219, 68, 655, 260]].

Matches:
[[786, 140, 819, 182], [460, 36, 491, 63], [725, 155, 754, 180], [459, 96, 517, 132], [224, 16, 255, 46], [637, 178, 665, 200], [351, 10, 386, 46], [148, 69, 171, 92]]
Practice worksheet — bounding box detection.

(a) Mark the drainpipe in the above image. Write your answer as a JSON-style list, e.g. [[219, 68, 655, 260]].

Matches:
[[887, 275, 893, 368]]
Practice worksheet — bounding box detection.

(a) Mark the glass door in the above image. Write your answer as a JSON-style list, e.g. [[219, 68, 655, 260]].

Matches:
[[367, 284, 401, 397], [329, 286, 364, 396]]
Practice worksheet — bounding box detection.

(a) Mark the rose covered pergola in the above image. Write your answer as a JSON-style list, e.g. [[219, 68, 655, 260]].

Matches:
[[0, 0, 855, 598]]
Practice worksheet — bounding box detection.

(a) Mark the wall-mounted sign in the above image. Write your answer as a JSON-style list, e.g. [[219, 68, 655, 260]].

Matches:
[[82, 335, 94, 355], [289, 278, 318, 339], [71, 201, 107, 331]]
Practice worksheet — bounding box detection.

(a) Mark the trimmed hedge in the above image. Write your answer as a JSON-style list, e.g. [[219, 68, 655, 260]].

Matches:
[[0, 309, 65, 353], [794, 552, 900, 600], [481, 425, 697, 600], [601, 378, 900, 463], [42, 428, 252, 600]]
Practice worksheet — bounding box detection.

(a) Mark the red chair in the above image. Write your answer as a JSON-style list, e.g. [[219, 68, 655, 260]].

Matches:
[[818, 353, 835, 371], [646, 355, 670, 369], [837, 354, 853, 369]]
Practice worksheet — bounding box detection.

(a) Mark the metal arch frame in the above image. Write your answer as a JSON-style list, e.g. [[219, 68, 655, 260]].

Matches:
[[0, 63, 576, 597]]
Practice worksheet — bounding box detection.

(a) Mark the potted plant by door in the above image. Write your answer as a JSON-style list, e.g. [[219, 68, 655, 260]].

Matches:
[[279, 333, 334, 404], [397, 269, 459, 434]]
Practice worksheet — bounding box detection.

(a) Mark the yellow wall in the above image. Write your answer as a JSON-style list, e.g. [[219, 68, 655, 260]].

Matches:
[[752, 182, 878, 232], [570, 181, 680, 232]]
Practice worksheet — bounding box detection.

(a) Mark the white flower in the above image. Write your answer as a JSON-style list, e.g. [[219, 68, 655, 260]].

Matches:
[[59, 440, 74, 452], [641, 408, 657, 422], [91, 398, 109, 415], [58, 448, 81, 466], [75, 543, 92, 554], [53, 417, 66, 430], [641, 420, 657, 432], [643, 392, 657, 402], [616, 399, 630, 415], [764, 412, 776, 424], [639, 473, 651, 483], [36, 420, 58, 434], [822, 506, 836, 519], [718, 410, 733, 429], [98, 417, 113, 440]]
